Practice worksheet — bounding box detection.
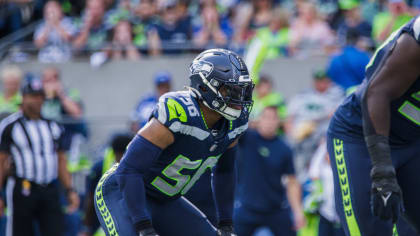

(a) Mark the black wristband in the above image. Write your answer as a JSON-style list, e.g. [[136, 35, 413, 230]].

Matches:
[[365, 134, 395, 179], [218, 219, 233, 228], [135, 219, 153, 232]]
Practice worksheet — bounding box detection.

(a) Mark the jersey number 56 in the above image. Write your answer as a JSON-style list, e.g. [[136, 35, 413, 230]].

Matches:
[[151, 155, 221, 196]]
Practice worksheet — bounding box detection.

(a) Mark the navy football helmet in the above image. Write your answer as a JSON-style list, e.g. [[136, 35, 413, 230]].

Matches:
[[189, 49, 254, 120]]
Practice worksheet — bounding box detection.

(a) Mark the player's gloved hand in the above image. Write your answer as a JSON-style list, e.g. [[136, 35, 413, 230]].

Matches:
[[217, 220, 236, 236], [370, 165, 404, 223], [217, 226, 236, 236], [138, 227, 159, 236]]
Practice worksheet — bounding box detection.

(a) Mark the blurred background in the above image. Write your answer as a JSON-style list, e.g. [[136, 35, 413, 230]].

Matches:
[[0, 0, 418, 235]]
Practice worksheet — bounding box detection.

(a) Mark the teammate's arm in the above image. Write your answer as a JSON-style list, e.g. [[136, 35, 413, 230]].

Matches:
[[361, 33, 420, 222], [285, 175, 305, 230], [213, 139, 238, 236], [0, 152, 8, 217], [115, 118, 174, 235]]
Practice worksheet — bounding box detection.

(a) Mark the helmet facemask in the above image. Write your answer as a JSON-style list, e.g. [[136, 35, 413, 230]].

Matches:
[[197, 72, 254, 121]]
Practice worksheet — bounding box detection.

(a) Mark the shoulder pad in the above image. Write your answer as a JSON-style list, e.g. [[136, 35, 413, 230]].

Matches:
[[152, 91, 209, 139]]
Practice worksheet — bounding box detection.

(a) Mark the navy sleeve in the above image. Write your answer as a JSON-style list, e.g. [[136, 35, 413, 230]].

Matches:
[[115, 135, 162, 231], [212, 145, 237, 225]]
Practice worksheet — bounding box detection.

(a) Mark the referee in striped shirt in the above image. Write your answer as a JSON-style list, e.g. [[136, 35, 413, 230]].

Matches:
[[0, 75, 79, 236]]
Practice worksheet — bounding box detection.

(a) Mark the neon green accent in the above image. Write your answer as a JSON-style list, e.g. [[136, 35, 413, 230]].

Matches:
[[68, 88, 81, 102], [247, 27, 289, 83], [372, 13, 411, 43], [151, 155, 202, 196], [67, 155, 91, 173], [0, 93, 21, 114], [411, 91, 420, 102], [398, 101, 420, 125], [393, 224, 399, 236], [229, 121, 233, 130], [251, 92, 287, 121], [102, 148, 116, 175], [167, 98, 187, 122], [303, 179, 323, 214], [333, 138, 361, 236], [200, 107, 208, 129], [258, 146, 270, 157], [93, 228, 106, 236], [338, 0, 359, 10], [61, 0, 72, 14], [346, 86, 359, 96], [95, 165, 119, 236], [297, 213, 320, 236]]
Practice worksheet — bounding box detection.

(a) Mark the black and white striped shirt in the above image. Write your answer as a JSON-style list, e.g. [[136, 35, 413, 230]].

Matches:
[[0, 111, 66, 185]]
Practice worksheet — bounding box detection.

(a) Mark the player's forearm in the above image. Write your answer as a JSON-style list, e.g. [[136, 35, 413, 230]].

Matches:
[[286, 176, 304, 216], [0, 153, 8, 191], [115, 170, 151, 229], [212, 146, 237, 223], [115, 135, 162, 232], [213, 170, 235, 223]]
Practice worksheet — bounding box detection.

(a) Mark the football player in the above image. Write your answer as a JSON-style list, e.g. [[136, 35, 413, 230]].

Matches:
[[94, 49, 254, 236], [327, 16, 420, 235]]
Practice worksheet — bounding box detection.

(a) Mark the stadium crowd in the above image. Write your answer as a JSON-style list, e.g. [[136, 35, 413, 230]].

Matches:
[[0, 0, 420, 235], [1, 0, 420, 62]]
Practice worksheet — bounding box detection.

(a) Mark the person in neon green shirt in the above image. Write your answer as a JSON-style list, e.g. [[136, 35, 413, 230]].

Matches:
[[250, 74, 287, 132], [244, 8, 290, 83], [372, 0, 414, 43], [0, 65, 22, 116]]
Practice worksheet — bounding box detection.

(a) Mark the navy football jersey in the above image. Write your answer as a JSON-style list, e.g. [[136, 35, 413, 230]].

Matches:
[[142, 90, 248, 200], [331, 16, 420, 145]]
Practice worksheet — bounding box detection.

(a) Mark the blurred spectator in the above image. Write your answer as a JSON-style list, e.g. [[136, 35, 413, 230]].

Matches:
[[130, 71, 172, 133], [0, 65, 23, 115], [327, 29, 371, 92], [105, 0, 132, 28], [336, 0, 373, 48], [73, 0, 111, 51], [249, 74, 287, 129], [290, 1, 336, 57], [372, 0, 413, 43], [286, 69, 343, 179], [80, 132, 132, 236], [245, 8, 290, 82], [41, 66, 88, 171], [234, 0, 273, 45], [235, 106, 305, 236], [34, 0, 77, 63], [132, 0, 158, 48], [148, 0, 192, 55], [109, 20, 141, 60], [192, 2, 232, 48], [306, 140, 346, 236]]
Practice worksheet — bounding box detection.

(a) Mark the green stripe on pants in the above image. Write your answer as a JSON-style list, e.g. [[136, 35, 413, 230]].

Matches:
[[95, 164, 119, 236], [333, 138, 361, 236]]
